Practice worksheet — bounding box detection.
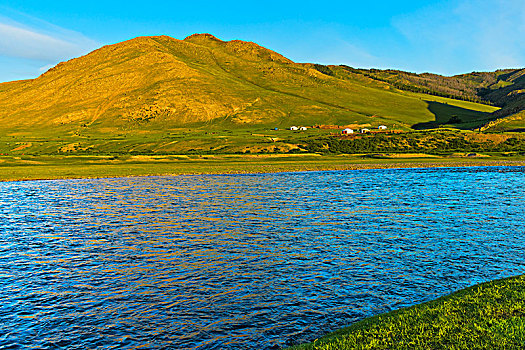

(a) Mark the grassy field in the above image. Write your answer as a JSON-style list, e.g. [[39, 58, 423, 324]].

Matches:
[[288, 275, 525, 349], [2, 125, 524, 182], [305, 130, 525, 155], [484, 111, 525, 132], [1, 153, 525, 182], [3, 125, 522, 158], [0, 127, 330, 156]]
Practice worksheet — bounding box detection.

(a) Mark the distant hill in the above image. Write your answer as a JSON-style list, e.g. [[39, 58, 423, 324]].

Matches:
[[349, 67, 525, 130], [0, 34, 503, 136]]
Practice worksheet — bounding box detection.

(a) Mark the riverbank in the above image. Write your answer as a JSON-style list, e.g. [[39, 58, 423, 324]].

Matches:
[[1, 154, 525, 182], [288, 275, 525, 349]]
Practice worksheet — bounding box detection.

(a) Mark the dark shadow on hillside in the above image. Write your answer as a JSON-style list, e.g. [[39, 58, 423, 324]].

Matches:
[[412, 101, 494, 130], [497, 69, 523, 81]]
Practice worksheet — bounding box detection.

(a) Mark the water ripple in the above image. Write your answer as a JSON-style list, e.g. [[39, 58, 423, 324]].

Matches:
[[0, 166, 524, 349]]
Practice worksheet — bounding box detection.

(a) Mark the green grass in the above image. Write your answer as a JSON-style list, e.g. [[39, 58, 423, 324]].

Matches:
[[0, 126, 331, 156], [3, 126, 522, 159], [288, 275, 525, 350], [1, 153, 525, 182], [2, 126, 525, 182], [484, 111, 525, 132], [305, 130, 525, 155]]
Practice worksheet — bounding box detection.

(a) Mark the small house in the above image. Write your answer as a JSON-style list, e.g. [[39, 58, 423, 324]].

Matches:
[[342, 128, 354, 134], [290, 126, 299, 131], [360, 128, 370, 133], [378, 125, 387, 130], [299, 126, 308, 131]]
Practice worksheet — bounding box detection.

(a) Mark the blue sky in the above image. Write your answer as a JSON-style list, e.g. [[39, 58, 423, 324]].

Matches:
[[0, 0, 524, 82]]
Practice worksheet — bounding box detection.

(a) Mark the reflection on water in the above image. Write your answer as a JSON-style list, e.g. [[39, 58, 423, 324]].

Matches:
[[0, 167, 524, 349]]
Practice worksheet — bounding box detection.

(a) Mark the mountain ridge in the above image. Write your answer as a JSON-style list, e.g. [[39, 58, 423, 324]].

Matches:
[[0, 33, 518, 135], [352, 67, 525, 115]]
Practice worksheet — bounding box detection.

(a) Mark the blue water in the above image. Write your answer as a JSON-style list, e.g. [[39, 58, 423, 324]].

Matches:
[[0, 166, 524, 349]]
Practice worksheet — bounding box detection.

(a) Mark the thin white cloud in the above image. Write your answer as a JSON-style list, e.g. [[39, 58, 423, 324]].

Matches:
[[391, 0, 525, 74], [0, 12, 98, 63], [253, 21, 379, 67], [39, 64, 55, 72], [316, 38, 379, 67]]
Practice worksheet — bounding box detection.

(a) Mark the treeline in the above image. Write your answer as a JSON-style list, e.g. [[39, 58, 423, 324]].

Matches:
[[337, 65, 497, 105], [305, 133, 525, 154], [311, 64, 523, 108], [360, 69, 492, 104]]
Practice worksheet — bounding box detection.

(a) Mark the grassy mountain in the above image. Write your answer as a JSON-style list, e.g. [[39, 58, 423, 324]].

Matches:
[[352, 67, 525, 130], [0, 34, 498, 138]]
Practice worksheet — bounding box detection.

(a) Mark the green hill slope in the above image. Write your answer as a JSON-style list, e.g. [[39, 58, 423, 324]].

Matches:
[[353, 67, 525, 130], [0, 34, 498, 139]]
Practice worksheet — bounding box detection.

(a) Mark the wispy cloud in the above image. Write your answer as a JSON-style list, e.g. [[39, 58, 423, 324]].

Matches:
[[0, 9, 98, 77], [246, 21, 380, 68], [314, 37, 379, 67], [391, 0, 525, 74]]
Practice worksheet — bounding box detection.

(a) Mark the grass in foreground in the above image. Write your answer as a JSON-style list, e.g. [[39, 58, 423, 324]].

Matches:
[[288, 275, 525, 349]]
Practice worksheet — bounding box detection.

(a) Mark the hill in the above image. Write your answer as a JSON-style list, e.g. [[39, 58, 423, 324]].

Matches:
[[0, 34, 498, 138], [352, 67, 525, 130]]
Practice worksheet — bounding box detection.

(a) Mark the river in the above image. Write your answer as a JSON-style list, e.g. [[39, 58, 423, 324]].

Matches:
[[1, 167, 524, 349]]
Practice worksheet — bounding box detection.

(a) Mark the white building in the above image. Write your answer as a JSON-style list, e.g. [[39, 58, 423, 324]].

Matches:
[[342, 128, 354, 134], [361, 128, 370, 133], [290, 126, 299, 131], [299, 126, 308, 131], [378, 125, 388, 130]]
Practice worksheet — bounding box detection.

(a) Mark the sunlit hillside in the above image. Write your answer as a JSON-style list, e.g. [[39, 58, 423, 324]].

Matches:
[[0, 34, 499, 138], [355, 67, 525, 130]]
